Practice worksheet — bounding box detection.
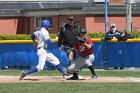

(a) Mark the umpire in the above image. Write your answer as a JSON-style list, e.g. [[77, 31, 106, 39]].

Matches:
[[58, 16, 80, 64]]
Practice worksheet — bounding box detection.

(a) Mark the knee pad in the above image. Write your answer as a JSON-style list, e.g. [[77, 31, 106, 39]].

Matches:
[[67, 67, 75, 74], [86, 61, 92, 67]]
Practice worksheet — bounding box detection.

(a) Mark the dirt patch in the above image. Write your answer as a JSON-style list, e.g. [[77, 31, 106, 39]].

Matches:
[[0, 76, 140, 83]]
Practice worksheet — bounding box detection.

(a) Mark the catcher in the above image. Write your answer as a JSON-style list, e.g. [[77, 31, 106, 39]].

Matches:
[[67, 28, 97, 80]]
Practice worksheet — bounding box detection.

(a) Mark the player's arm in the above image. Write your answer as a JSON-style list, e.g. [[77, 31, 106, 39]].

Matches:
[[44, 35, 56, 44], [43, 31, 55, 44], [84, 43, 93, 49], [58, 27, 64, 50], [69, 48, 76, 62], [84, 38, 93, 49], [31, 33, 37, 48], [45, 39, 51, 44]]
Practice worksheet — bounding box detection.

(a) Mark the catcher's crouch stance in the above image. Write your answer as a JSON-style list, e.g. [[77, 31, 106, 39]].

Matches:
[[67, 28, 97, 80]]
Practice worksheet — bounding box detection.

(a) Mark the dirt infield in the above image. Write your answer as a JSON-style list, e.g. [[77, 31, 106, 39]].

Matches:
[[0, 76, 140, 83]]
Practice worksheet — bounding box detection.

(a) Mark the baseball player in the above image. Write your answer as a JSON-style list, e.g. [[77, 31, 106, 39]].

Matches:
[[67, 28, 97, 80], [19, 20, 67, 80]]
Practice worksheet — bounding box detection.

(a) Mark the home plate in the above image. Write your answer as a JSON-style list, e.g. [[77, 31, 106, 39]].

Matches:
[[78, 76, 85, 80]]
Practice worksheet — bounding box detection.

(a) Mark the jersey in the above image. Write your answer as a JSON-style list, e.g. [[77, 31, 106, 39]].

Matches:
[[33, 27, 60, 70], [34, 27, 50, 49], [74, 37, 93, 58]]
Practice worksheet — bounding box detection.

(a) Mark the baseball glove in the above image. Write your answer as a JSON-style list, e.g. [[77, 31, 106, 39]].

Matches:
[[75, 36, 86, 43]]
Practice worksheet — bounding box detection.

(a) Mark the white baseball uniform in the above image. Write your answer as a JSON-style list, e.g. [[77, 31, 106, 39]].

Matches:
[[34, 27, 60, 71]]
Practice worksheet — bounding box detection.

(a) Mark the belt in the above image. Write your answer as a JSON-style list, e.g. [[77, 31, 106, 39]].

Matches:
[[37, 47, 46, 49]]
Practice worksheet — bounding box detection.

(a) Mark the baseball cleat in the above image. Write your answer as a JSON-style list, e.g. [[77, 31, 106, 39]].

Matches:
[[90, 75, 98, 80], [67, 76, 79, 80], [19, 72, 26, 81]]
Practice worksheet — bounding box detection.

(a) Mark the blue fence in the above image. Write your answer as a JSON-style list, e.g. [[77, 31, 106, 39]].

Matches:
[[0, 40, 140, 69], [107, 42, 140, 67]]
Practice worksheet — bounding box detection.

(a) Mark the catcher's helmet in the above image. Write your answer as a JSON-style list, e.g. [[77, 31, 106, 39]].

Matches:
[[41, 20, 51, 28], [80, 29, 87, 33]]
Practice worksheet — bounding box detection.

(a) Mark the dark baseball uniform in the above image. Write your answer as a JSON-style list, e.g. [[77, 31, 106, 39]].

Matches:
[[74, 37, 93, 58], [68, 37, 95, 73]]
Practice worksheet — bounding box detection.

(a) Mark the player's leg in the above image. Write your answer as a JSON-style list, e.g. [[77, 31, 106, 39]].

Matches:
[[63, 47, 76, 76], [64, 47, 73, 65], [67, 62, 78, 79], [19, 52, 47, 80], [67, 57, 84, 80], [46, 52, 65, 75], [64, 47, 80, 76], [27, 54, 47, 74], [85, 54, 97, 80]]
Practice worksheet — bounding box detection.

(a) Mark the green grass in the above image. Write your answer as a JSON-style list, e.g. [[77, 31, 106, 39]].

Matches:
[[0, 82, 140, 93], [0, 70, 140, 93], [0, 70, 140, 77]]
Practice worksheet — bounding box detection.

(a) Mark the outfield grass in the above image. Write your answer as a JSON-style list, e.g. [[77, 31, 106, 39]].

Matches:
[[0, 70, 140, 93]]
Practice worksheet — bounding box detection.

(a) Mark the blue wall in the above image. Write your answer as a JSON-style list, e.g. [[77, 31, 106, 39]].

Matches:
[[0, 42, 140, 69], [107, 42, 140, 67]]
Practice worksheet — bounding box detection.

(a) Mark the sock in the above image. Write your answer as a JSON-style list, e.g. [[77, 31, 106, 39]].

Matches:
[[25, 68, 38, 75], [56, 64, 65, 74], [88, 65, 96, 76]]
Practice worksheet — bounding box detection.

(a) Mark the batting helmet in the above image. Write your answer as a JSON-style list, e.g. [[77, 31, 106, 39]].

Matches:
[[41, 20, 51, 28]]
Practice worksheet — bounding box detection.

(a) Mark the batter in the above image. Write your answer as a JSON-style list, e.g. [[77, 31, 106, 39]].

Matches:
[[19, 20, 66, 80]]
